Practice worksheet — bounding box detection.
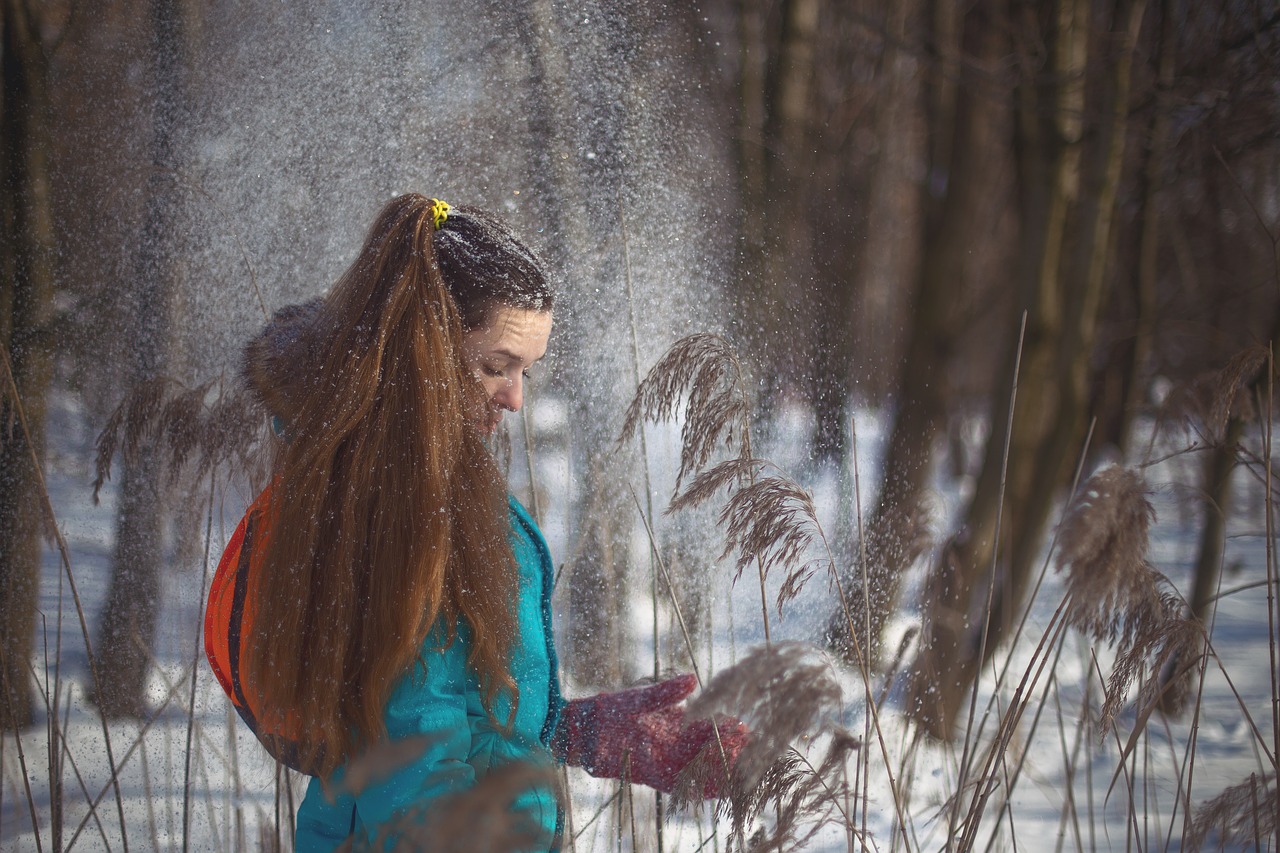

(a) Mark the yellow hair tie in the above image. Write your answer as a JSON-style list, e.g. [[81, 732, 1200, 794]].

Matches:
[[429, 198, 451, 230]]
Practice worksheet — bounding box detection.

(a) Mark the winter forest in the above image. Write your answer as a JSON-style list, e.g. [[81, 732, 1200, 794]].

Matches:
[[3, 0, 1279, 850]]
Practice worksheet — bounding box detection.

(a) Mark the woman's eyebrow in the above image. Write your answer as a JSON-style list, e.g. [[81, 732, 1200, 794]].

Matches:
[[491, 348, 544, 365]]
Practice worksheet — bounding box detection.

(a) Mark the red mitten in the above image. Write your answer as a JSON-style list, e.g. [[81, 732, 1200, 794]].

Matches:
[[552, 674, 747, 797]]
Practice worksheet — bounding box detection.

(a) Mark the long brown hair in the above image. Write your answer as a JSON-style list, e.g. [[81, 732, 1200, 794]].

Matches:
[[240, 194, 551, 776]]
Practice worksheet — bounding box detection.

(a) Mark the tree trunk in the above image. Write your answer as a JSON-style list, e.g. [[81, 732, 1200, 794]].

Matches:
[[907, 0, 1146, 739], [734, 0, 768, 306], [516, 0, 641, 688], [842, 0, 925, 408], [1094, 0, 1173, 456], [906, 0, 1073, 738], [996, 0, 1147, 633], [565, 466, 633, 688], [809, 1, 865, 465], [1187, 416, 1242, 623], [735, 0, 819, 409], [828, 0, 1011, 667], [93, 0, 186, 718], [0, 0, 56, 733]]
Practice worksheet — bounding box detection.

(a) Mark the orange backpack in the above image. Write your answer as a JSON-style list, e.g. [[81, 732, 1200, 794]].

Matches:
[[204, 486, 312, 772]]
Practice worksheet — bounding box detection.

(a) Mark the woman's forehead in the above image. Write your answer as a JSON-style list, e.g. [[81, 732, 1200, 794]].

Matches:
[[463, 306, 552, 362]]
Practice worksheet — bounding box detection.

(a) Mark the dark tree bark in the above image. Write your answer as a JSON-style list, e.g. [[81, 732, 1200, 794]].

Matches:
[[827, 0, 1003, 667], [1166, 301, 1280, 705], [0, 0, 57, 732], [1187, 417, 1242, 624], [1093, 0, 1174, 457], [906, 0, 1148, 739], [92, 0, 187, 718], [734, 0, 820, 412]]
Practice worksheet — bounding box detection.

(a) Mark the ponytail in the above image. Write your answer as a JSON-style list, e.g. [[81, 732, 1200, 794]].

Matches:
[[241, 195, 519, 776]]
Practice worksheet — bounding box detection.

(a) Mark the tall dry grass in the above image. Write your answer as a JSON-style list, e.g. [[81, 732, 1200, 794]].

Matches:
[[620, 332, 1279, 852], [4, 328, 1279, 852]]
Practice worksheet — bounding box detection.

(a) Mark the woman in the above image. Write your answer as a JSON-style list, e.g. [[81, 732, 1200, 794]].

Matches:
[[205, 194, 742, 851]]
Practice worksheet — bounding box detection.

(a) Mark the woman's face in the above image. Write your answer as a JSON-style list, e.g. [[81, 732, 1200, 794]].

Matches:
[[461, 304, 553, 435]]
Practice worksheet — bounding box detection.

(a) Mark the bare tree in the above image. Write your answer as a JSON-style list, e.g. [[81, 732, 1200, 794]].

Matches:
[[732, 0, 822, 413], [0, 0, 59, 732], [827, 0, 1011, 666], [92, 0, 191, 718], [908, 0, 1150, 738]]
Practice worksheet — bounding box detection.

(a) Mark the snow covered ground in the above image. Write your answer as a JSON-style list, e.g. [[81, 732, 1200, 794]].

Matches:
[[2, 395, 1274, 851]]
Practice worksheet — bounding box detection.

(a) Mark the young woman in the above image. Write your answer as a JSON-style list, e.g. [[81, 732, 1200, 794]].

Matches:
[[205, 194, 742, 851]]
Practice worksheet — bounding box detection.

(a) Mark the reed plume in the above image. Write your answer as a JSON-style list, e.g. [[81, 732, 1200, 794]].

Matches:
[[725, 731, 861, 852], [92, 375, 266, 501], [619, 332, 752, 491], [1160, 344, 1267, 444], [1056, 464, 1202, 730], [1207, 346, 1268, 437], [1057, 465, 1158, 644], [671, 643, 858, 850], [680, 643, 843, 822], [668, 458, 829, 613], [1187, 771, 1277, 850]]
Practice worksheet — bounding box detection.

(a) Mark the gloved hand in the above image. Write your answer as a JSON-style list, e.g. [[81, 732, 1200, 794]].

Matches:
[[552, 673, 747, 798]]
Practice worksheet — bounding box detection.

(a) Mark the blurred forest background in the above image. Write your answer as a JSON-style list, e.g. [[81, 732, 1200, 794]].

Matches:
[[3, 0, 1279, 812]]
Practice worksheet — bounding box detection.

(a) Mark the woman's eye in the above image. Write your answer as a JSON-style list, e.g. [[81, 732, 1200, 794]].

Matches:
[[522, 369, 532, 380]]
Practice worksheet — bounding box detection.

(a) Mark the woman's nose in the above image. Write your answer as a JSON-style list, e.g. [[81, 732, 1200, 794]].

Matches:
[[493, 375, 523, 412]]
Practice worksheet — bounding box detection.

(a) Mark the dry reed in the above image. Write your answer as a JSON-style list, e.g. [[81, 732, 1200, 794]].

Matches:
[[619, 332, 752, 492], [1056, 465, 1158, 645], [1056, 464, 1204, 731], [1157, 344, 1267, 449], [686, 640, 844, 814], [1187, 771, 1277, 850], [92, 375, 266, 502], [10, 311, 1277, 852], [727, 732, 861, 853], [669, 458, 828, 614]]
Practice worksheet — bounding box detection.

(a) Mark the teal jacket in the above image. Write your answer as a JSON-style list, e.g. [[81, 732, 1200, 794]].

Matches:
[[294, 497, 564, 851]]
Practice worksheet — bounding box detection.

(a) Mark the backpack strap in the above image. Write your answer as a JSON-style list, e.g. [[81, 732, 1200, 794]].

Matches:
[[226, 510, 259, 731]]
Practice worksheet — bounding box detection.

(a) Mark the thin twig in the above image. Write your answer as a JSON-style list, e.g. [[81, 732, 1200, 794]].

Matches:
[[630, 487, 740, 803], [630, 490, 702, 688], [1, 647, 45, 853], [850, 414, 872, 845], [968, 417, 1098, 830], [571, 786, 623, 843], [40, 610, 63, 853], [952, 310, 1028, 847], [614, 194, 665, 850], [64, 666, 190, 852], [1264, 345, 1279, 853], [0, 342, 130, 852], [1090, 655, 1144, 848], [21, 664, 114, 850], [958, 603, 1069, 850], [823, 532, 912, 850], [140, 735, 161, 852], [183, 468, 218, 852]]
